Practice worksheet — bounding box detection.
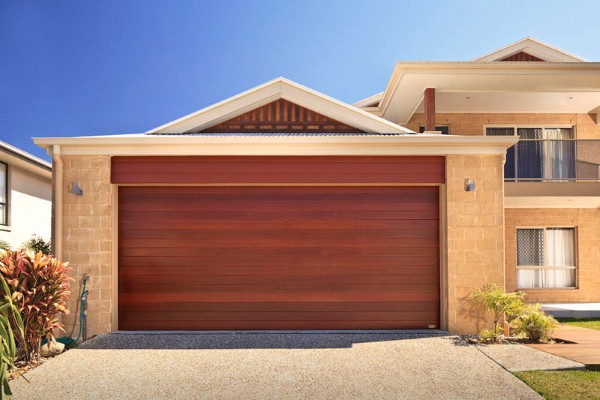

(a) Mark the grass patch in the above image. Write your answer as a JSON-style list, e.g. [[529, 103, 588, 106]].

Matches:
[[557, 318, 600, 330], [515, 370, 600, 400]]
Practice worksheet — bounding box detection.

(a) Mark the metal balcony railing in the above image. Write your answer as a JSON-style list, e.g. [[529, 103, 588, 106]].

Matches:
[[504, 139, 600, 182]]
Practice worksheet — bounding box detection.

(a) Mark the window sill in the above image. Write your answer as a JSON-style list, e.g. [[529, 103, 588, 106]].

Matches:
[[0, 225, 11, 232]]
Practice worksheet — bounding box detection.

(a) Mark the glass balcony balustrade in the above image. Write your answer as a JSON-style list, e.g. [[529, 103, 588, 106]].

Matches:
[[503, 139, 600, 182]]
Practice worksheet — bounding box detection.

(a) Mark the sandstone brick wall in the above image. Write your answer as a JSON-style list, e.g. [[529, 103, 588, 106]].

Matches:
[[406, 113, 600, 138], [55, 153, 508, 336], [61, 156, 113, 337], [446, 154, 506, 334], [505, 208, 600, 302]]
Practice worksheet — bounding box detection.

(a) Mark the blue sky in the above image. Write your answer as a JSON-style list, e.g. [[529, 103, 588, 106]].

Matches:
[[1, 0, 599, 160]]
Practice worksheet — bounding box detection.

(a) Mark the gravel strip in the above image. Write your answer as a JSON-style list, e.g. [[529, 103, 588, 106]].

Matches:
[[11, 333, 542, 400], [475, 343, 586, 372]]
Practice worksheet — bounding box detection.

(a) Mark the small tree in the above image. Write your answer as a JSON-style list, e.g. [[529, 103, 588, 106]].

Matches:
[[469, 284, 525, 341]]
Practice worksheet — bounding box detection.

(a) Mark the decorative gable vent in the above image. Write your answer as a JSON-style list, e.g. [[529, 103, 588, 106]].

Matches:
[[499, 51, 544, 62], [199, 99, 364, 133]]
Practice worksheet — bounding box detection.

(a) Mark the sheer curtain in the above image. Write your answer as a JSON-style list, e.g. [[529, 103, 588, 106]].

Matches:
[[545, 128, 575, 180], [546, 228, 575, 288]]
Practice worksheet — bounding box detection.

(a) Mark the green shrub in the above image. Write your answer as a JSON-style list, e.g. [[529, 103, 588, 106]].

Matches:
[[20, 235, 51, 255], [0, 250, 71, 362], [0, 275, 26, 399], [0, 242, 9, 251], [512, 304, 558, 343], [478, 329, 500, 343], [469, 284, 525, 341]]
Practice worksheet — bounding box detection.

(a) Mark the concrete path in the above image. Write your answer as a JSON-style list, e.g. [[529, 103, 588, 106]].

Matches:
[[476, 343, 585, 372], [11, 333, 542, 400]]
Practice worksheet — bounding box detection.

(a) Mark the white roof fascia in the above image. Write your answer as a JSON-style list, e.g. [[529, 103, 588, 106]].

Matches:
[[473, 37, 588, 62], [352, 92, 384, 108], [147, 78, 412, 134], [378, 62, 600, 124], [33, 134, 517, 157]]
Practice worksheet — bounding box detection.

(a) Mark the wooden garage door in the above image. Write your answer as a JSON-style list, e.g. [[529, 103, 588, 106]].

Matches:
[[118, 186, 440, 330]]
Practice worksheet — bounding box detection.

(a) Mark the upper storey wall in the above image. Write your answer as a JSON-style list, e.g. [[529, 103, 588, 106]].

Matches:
[[405, 113, 600, 139]]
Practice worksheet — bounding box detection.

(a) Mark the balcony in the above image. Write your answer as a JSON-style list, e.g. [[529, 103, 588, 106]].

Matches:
[[504, 139, 600, 208], [504, 139, 600, 182]]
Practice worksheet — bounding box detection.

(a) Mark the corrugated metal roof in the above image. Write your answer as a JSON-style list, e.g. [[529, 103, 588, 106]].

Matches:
[[145, 132, 413, 137]]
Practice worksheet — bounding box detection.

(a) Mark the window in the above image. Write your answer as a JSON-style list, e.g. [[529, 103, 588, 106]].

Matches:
[[0, 162, 6, 226], [419, 125, 449, 135], [517, 227, 576, 289], [486, 126, 575, 180]]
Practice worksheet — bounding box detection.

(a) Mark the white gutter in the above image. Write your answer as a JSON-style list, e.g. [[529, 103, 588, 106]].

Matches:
[[34, 135, 518, 156]]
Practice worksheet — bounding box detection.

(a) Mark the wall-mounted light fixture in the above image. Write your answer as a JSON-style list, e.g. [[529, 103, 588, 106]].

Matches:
[[70, 182, 83, 196], [465, 179, 475, 192]]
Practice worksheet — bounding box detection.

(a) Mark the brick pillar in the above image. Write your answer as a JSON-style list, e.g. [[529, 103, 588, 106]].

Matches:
[[445, 154, 505, 334]]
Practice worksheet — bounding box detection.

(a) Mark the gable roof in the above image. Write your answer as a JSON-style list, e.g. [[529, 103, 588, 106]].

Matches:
[[146, 77, 413, 134], [0, 140, 51, 179], [473, 37, 588, 62]]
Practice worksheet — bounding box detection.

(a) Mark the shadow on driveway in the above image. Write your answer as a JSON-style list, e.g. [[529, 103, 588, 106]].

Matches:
[[79, 331, 452, 350]]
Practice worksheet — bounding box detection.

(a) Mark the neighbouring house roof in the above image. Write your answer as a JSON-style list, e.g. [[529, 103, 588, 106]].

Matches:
[[146, 77, 413, 135], [0, 140, 52, 179]]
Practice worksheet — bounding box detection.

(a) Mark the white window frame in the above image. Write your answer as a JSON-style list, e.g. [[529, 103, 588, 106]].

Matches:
[[516, 226, 577, 289]]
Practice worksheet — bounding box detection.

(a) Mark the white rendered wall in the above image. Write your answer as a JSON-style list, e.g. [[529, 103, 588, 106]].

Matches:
[[0, 166, 52, 248]]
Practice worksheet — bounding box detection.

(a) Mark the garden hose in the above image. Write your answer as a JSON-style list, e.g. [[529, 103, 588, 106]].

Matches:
[[42, 276, 88, 350]]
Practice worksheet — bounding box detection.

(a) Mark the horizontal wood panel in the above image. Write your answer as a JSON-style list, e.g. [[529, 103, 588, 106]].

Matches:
[[118, 210, 438, 220], [119, 301, 439, 313], [117, 320, 437, 331], [118, 237, 439, 249], [119, 247, 439, 258], [118, 265, 440, 276], [111, 156, 445, 184], [119, 291, 439, 303], [118, 185, 440, 330], [119, 283, 440, 294], [119, 200, 437, 212], [119, 228, 439, 240], [119, 185, 439, 201], [119, 219, 439, 231], [119, 274, 440, 286], [121, 311, 440, 322]]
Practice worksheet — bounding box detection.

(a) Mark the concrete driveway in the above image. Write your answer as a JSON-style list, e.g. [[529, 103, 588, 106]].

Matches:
[[11, 332, 541, 400]]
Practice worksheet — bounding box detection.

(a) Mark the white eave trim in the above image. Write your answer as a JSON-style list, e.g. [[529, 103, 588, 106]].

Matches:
[[377, 62, 600, 122], [353, 92, 384, 108], [33, 135, 517, 156], [146, 77, 412, 135], [473, 37, 589, 62]]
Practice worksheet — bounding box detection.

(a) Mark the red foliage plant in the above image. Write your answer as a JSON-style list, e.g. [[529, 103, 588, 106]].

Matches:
[[0, 250, 72, 362]]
